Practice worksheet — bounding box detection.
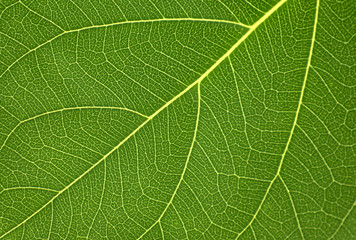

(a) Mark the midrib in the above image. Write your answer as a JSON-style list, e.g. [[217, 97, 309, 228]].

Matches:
[[0, 0, 287, 238]]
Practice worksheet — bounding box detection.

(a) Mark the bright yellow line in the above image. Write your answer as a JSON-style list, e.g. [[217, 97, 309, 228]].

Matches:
[[0, 0, 287, 237], [0, 18, 248, 79], [235, 0, 320, 238]]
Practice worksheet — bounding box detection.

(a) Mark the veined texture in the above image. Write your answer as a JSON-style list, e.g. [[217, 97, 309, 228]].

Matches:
[[0, 0, 355, 239]]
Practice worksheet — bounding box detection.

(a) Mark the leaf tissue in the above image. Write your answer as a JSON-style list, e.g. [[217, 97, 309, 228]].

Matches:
[[0, 0, 355, 239]]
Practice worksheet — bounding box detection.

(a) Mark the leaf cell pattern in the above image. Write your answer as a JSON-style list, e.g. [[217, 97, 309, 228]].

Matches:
[[0, 0, 355, 239]]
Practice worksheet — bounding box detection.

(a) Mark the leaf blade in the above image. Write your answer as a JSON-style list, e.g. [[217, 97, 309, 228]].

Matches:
[[0, 0, 354, 239]]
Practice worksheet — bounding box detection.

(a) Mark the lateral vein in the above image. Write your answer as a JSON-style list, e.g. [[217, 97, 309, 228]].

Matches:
[[0, 18, 249, 79], [235, 0, 320, 238]]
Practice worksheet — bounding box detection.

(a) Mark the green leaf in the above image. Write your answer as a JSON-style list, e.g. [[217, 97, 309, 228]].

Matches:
[[0, 0, 355, 239]]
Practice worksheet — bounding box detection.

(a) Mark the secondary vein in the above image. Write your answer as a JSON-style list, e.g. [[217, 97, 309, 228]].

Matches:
[[0, 18, 249, 79], [235, 0, 320, 238]]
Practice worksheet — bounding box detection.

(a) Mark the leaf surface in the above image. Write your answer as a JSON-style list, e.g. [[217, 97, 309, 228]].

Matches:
[[0, 0, 355, 239]]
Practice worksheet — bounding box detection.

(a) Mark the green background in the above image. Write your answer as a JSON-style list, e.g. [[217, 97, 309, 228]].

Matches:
[[0, 0, 355, 239]]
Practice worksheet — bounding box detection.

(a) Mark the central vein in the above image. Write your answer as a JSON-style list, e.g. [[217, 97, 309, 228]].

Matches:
[[0, 0, 288, 238]]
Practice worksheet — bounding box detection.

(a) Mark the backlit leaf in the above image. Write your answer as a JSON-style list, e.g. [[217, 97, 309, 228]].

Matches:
[[0, 0, 355, 239]]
